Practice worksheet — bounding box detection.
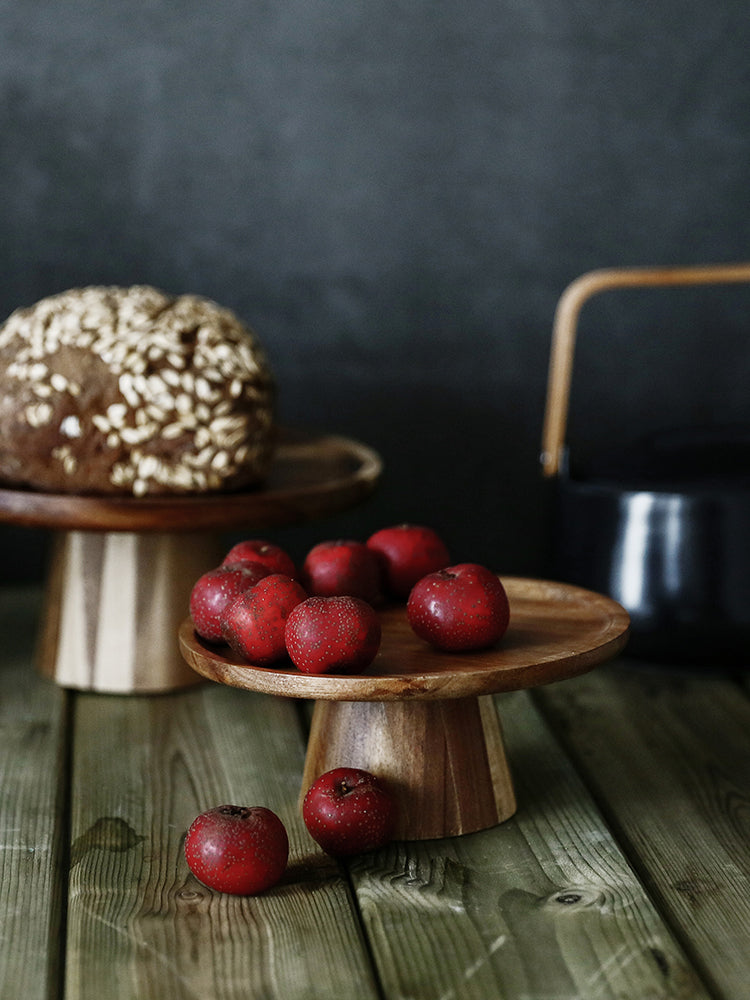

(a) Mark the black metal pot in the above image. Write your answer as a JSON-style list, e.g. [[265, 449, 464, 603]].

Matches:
[[541, 263, 750, 663]]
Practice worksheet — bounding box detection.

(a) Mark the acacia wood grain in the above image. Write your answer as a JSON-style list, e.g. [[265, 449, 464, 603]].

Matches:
[[27, 428, 380, 694], [300, 695, 517, 840], [0, 430, 382, 531], [38, 530, 222, 692], [179, 577, 631, 701]]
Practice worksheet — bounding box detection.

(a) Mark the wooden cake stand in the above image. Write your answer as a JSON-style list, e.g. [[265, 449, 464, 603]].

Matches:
[[0, 431, 381, 693], [179, 577, 630, 840]]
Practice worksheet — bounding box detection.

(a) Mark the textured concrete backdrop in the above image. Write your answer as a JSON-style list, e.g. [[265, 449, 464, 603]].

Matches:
[[2, 1, 750, 580]]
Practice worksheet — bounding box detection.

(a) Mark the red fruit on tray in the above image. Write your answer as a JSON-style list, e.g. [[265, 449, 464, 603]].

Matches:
[[185, 804, 289, 895], [302, 767, 396, 856], [285, 596, 381, 674], [366, 524, 450, 600], [189, 562, 271, 642], [406, 562, 510, 652], [221, 573, 307, 666], [222, 539, 298, 579], [300, 539, 382, 604]]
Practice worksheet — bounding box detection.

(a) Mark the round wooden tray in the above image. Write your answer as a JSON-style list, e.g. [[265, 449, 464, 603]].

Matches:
[[179, 577, 630, 700], [18, 429, 382, 693], [179, 578, 630, 840], [0, 429, 382, 532]]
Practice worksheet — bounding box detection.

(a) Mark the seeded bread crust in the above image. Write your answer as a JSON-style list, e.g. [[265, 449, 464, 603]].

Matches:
[[0, 285, 276, 496]]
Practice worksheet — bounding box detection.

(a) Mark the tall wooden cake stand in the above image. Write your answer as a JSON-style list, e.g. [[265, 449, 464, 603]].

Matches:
[[179, 578, 630, 840], [0, 431, 381, 693]]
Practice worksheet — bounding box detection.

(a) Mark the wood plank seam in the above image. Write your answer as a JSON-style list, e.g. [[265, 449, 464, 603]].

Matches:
[[339, 860, 391, 1000], [52, 689, 77, 1000], [530, 685, 728, 1000]]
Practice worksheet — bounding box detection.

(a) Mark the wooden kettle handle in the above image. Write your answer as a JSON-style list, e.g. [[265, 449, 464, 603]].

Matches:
[[540, 262, 750, 478]]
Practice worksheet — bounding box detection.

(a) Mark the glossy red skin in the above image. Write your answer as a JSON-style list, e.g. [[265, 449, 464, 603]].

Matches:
[[185, 805, 289, 895], [406, 563, 510, 651], [222, 539, 298, 579], [366, 524, 450, 599], [220, 574, 307, 665], [285, 596, 381, 674], [301, 540, 382, 604], [189, 562, 271, 642], [302, 768, 396, 856]]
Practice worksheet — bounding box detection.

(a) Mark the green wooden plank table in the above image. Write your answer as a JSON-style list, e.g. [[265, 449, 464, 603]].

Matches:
[[1, 585, 748, 1000]]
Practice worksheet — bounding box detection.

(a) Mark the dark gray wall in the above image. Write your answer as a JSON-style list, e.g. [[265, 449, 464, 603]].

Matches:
[[2, 1, 750, 580]]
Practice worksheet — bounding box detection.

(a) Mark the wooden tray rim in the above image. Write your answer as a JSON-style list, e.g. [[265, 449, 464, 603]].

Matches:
[[178, 577, 631, 702], [0, 430, 382, 532]]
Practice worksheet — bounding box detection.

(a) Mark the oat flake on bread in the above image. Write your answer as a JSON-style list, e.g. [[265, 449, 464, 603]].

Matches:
[[0, 285, 276, 496]]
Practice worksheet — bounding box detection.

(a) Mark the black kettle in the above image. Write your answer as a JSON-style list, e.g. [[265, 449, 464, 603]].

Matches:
[[541, 262, 750, 664]]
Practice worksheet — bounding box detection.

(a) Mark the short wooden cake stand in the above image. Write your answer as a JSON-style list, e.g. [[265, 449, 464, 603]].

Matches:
[[179, 578, 630, 840], [0, 431, 381, 693]]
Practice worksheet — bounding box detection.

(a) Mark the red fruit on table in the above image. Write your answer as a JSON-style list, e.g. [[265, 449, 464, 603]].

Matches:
[[366, 524, 450, 599], [189, 562, 271, 642], [302, 767, 396, 856], [285, 596, 381, 674], [185, 804, 289, 895], [221, 574, 307, 666], [406, 563, 510, 652], [300, 539, 382, 604], [222, 539, 298, 579]]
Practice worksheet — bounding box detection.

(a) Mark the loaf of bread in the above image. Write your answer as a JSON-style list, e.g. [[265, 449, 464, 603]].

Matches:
[[0, 285, 276, 496]]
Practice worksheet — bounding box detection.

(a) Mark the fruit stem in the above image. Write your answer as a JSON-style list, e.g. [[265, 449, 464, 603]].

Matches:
[[218, 805, 251, 819]]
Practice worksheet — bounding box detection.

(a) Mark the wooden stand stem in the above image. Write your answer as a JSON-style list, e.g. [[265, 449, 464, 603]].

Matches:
[[37, 530, 223, 693], [300, 695, 517, 840]]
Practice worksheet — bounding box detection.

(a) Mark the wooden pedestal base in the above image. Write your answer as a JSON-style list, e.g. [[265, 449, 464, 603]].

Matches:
[[0, 431, 381, 692], [38, 530, 222, 693], [179, 577, 630, 840], [300, 695, 517, 840]]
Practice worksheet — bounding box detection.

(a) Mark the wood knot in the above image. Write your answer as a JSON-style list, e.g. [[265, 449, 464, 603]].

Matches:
[[544, 886, 606, 911]]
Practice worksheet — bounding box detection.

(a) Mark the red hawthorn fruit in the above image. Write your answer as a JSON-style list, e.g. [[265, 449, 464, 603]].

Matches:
[[185, 804, 289, 895], [406, 562, 510, 652], [220, 573, 307, 666], [189, 562, 271, 642], [300, 539, 383, 605], [366, 524, 450, 600], [302, 767, 396, 856], [285, 595, 381, 674], [221, 539, 298, 579]]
